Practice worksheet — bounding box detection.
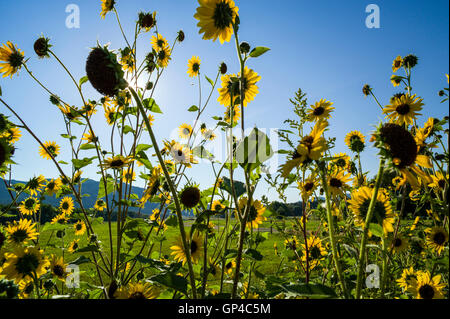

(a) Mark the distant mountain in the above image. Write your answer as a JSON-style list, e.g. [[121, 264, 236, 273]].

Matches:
[[0, 179, 161, 215]]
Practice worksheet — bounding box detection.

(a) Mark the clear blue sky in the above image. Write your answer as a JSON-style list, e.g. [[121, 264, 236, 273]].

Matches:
[[1, 0, 448, 203]]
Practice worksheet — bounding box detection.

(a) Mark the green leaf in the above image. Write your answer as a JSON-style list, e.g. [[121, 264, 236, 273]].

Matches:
[[77, 245, 100, 253], [244, 248, 263, 261], [188, 105, 199, 112], [79, 143, 96, 150], [123, 125, 134, 134], [149, 272, 188, 295], [164, 215, 178, 227], [97, 176, 115, 199], [79, 76, 88, 87], [369, 223, 384, 238], [136, 144, 153, 153], [249, 47, 270, 58], [282, 283, 337, 299], [205, 75, 214, 86], [70, 255, 91, 265], [235, 128, 273, 172], [72, 157, 96, 170], [192, 145, 214, 160], [143, 98, 163, 114]]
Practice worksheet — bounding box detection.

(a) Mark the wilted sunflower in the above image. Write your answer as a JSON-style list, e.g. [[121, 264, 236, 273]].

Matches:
[[151, 34, 169, 52], [19, 197, 40, 216], [51, 213, 68, 225], [1, 127, 22, 144], [38, 141, 60, 160], [138, 11, 156, 31], [297, 174, 318, 201], [194, 0, 239, 44], [44, 178, 62, 196], [156, 45, 171, 68], [187, 56, 201, 77], [390, 234, 408, 253], [348, 186, 395, 235], [0, 246, 49, 284], [73, 221, 86, 236], [94, 199, 107, 211], [115, 282, 160, 299], [170, 232, 203, 265], [5, 219, 38, 245], [0, 41, 24, 78], [396, 267, 417, 290], [383, 93, 423, 126], [49, 255, 68, 282], [218, 67, 261, 107], [327, 169, 351, 197], [100, 0, 115, 19], [425, 227, 448, 255], [68, 239, 80, 253], [281, 120, 328, 178], [59, 196, 74, 215], [307, 99, 334, 122], [392, 56, 403, 73], [238, 197, 266, 229], [408, 271, 446, 299], [179, 123, 193, 139], [345, 131, 365, 153], [102, 155, 133, 170], [26, 175, 46, 196], [122, 167, 136, 183], [301, 236, 327, 269]]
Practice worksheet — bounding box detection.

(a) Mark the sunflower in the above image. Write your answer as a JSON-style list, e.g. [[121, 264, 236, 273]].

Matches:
[[383, 93, 424, 126], [57, 103, 81, 121], [170, 232, 203, 265], [332, 152, 351, 171], [51, 213, 68, 225], [18, 197, 40, 216], [115, 282, 160, 299], [391, 174, 406, 190], [396, 267, 417, 290], [156, 45, 171, 68], [44, 178, 62, 196], [148, 114, 155, 126], [425, 227, 448, 255], [408, 271, 446, 299], [0, 41, 24, 78], [180, 186, 201, 208], [194, 0, 239, 44], [281, 120, 328, 178], [284, 236, 300, 251], [59, 196, 75, 215], [238, 197, 266, 229], [224, 259, 236, 275], [201, 127, 216, 141], [104, 106, 118, 125], [390, 234, 408, 253], [151, 34, 169, 52], [26, 175, 46, 196], [122, 167, 136, 183], [297, 174, 318, 201], [409, 216, 420, 231], [217, 67, 261, 107], [428, 171, 448, 191], [392, 56, 403, 73], [390, 75, 402, 87], [72, 170, 83, 184], [120, 48, 135, 73], [102, 155, 133, 170], [49, 255, 68, 282], [208, 258, 221, 279], [345, 130, 365, 153], [165, 141, 197, 167], [327, 169, 351, 197], [94, 199, 107, 211], [140, 172, 161, 204], [307, 99, 334, 122], [18, 280, 34, 299], [301, 236, 327, 270], [211, 200, 225, 212], [0, 246, 49, 284], [100, 0, 115, 19], [224, 104, 240, 124], [68, 239, 80, 253], [1, 127, 22, 144], [5, 219, 38, 245], [187, 56, 201, 77], [73, 221, 86, 236], [348, 186, 395, 235], [38, 141, 60, 160], [179, 124, 193, 139], [82, 101, 97, 117], [81, 130, 98, 145]]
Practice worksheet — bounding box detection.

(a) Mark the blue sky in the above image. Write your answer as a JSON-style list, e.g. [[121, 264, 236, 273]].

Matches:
[[0, 0, 448, 203]]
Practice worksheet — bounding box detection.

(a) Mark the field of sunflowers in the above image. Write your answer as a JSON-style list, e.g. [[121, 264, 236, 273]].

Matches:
[[0, 0, 448, 301]]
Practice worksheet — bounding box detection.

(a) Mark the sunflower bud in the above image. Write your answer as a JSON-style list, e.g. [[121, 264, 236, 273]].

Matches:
[[219, 62, 227, 75], [49, 95, 60, 106], [34, 37, 51, 58], [146, 81, 154, 90], [362, 84, 372, 97], [177, 30, 185, 42], [438, 90, 445, 97], [85, 46, 127, 97], [239, 42, 250, 54]]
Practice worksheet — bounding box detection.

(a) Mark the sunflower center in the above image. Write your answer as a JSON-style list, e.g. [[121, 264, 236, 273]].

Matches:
[[158, 50, 167, 60], [190, 240, 198, 254], [213, 1, 234, 30], [12, 229, 29, 243], [15, 253, 40, 276], [192, 63, 200, 72], [395, 103, 410, 115], [437, 179, 446, 189], [62, 202, 69, 210], [360, 199, 387, 223], [418, 284, 435, 299], [76, 224, 82, 231], [9, 52, 24, 68], [301, 136, 314, 148], [47, 182, 56, 190], [329, 178, 343, 188], [53, 265, 65, 277], [313, 106, 325, 116], [433, 232, 446, 246], [248, 205, 258, 222], [129, 291, 146, 299], [110, 159, 124, 167], [157, 39, 165, 48], [336, 159, 346, 168], [304, 182, 315, 192], [25, 198, 36, 209], [394, 238, 402, 247]]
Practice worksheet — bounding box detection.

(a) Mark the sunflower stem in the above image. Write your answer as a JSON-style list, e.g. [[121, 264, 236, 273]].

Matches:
[[355, 158, 385, 299]]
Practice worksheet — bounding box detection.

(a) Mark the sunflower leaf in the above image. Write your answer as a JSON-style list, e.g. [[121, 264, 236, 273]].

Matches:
[[143, 98, 163, 114], [188, 105, 199, 112], [235, 127, 274, 171], [79, 76, 88, 87], [69, 255, 91, 265], [149, 272, 188, 295], [249, 47, 270, 58], [205, 75, 214, 87], [369, 223, 384, 238], [79, 143, 96, 150]]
